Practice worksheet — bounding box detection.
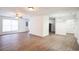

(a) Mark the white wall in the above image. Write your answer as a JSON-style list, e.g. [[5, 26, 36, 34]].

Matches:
[[51, 20, 55, 32], [43, 16, 49, 36], [29, 16, 43, 37], [18, 19, 29, 32], [74, 19, 79, 37], [29, 15, 49, 37], [55, 18, 66, 35], [49, 19, 53, 24], [55, 19, 75, 35], [0, 17, 2, 35], [66, 19, 75, 33], [74, 18, 79, 44]]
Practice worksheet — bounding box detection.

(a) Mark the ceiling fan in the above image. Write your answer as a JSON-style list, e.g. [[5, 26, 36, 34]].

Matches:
[[15, 12, 23, 19], [28, 7, 35, 11], [15, 7, 35, 19]]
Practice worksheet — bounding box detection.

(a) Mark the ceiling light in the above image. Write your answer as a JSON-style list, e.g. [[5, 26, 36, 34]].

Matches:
[[28, 7, 34, 11], [16, 16, 19, 19], [15, 11, 23, 19]]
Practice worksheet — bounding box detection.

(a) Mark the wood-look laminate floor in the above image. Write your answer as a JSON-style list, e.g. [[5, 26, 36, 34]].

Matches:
[[0, 32, 79, 51]]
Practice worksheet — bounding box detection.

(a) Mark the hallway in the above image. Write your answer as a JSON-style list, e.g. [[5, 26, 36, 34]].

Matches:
[[0, 32, 79, 51]]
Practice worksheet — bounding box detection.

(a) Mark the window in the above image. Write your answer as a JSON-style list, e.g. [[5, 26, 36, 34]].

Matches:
[[2, 19, 18, 32]]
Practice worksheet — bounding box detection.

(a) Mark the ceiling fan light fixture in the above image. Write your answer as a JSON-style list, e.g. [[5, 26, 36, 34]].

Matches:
[[28, 7, 35, 11], [16, 16, 19, 19], [15, 12, 23, 19]]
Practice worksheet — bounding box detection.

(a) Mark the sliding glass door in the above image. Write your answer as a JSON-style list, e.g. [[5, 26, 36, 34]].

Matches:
[[2, 19, 18, 32]]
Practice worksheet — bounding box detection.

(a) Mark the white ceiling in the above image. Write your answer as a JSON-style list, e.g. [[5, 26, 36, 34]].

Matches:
[[0, 7, 79, 17]]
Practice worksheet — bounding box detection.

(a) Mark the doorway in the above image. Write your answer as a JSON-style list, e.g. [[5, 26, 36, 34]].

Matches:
[[49, 17, 55, 34]]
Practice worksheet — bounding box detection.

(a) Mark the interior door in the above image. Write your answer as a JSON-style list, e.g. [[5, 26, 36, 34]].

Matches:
[[49, 23, 52, 32]]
